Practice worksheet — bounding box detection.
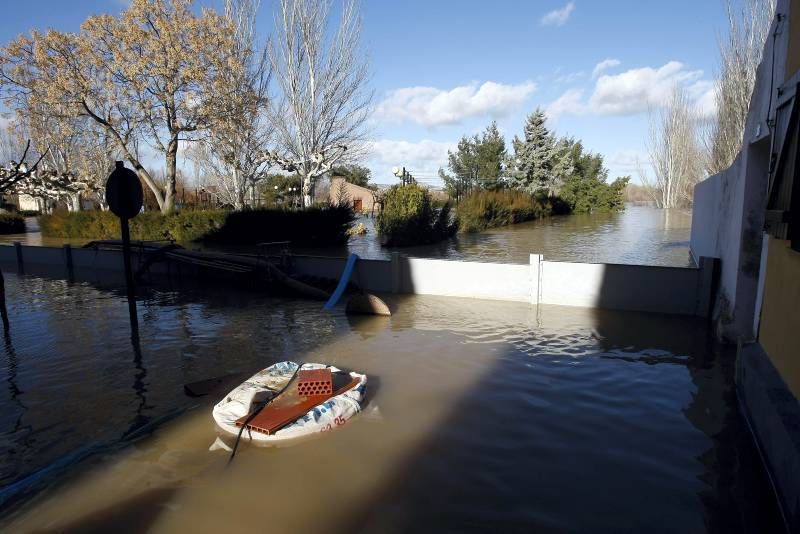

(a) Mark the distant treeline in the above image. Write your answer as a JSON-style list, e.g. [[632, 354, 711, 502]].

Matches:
[[438, 109, 629, 215]]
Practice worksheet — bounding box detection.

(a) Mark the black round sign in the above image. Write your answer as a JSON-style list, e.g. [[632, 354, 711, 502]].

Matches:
[[106, 161, 143, 219]]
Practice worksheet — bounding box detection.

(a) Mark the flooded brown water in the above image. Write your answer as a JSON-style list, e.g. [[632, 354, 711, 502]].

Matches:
[[0, 206, 691, 267], [342, 205, 693, 266], [0, 274, 783, 532]]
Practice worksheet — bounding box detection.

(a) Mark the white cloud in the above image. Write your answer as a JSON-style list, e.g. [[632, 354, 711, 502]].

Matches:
[[375, 81, 537, 128], [590, 61, 703, 115], [541, 2, 576, 27], [368, 139, 456, 183], [546, 88, 585, 118], [547, 61, 709, 117], [554, 68, 585, 85], [591, 58, 621, 79], [687, 80, 718, 119]]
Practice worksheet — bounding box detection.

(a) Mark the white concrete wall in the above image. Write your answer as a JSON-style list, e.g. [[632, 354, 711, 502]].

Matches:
[[398, 257, 533, 302], [0, 244, 714, 316], [690, 158, 747, 321], [540, 260, 708, 315]]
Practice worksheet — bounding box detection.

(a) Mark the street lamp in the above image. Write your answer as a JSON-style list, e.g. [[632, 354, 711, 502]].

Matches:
[[392, 166, 414, 185]]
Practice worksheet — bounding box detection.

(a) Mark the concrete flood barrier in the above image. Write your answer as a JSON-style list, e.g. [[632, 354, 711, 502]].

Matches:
[[0, 243, 717, 317]]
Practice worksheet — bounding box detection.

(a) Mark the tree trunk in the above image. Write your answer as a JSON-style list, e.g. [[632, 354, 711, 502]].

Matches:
[[232, 169, 244, 210], [66, 193, 81, 212], [164, 137, 179, 214], [302, 176, 313, 208]]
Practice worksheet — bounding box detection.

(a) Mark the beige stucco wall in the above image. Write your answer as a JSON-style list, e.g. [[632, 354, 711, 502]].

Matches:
[[787, 1, 800, 79], [758, 236, 800, 398], [329, 178, 376, 212]]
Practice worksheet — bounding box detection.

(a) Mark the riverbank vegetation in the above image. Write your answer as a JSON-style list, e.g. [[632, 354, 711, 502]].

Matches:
[[456, 191, 559, 233], [39, 206, 355, 245], [0, 212, 25, 234], [435, 112, 629, 236], [378, 111, 630, 246]]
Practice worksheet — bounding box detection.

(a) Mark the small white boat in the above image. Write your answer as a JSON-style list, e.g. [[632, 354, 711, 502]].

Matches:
[[212, 361, 367, 446]]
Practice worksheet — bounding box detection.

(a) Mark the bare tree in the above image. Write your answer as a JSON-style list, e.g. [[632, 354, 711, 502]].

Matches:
[[706, 0, 776, 174], [0, 0, 241, 213], [264, 0, 372, 208], [190, 0, 274, 210], [0, 137, 49, 194], [638, 87, 704, 209], [21, 108, 114, 210]]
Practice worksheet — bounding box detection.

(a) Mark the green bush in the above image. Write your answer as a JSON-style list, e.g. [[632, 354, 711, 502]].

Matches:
[[40, 206, 355, 246], [456, 190, 554, 233], [376, 184, 456, 247], [0, 212, 26, 234], [558, 175, 629, 214]]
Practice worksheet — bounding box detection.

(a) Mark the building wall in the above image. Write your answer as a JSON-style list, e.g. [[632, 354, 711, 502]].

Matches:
[[329, 177, 376, 212], [690, 0, 791, 341], [759, 236, 800, 398]]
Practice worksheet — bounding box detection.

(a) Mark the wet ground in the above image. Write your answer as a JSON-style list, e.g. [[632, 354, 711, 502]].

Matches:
[[0, 273, 783, 533]]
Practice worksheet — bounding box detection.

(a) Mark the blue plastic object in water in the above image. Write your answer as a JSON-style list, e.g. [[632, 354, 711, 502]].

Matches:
[[323, 253, 358, 310]]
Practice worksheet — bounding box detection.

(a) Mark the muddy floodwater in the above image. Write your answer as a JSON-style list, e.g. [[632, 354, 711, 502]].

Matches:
[[0, 274, 783, 532], [0, 206, 691, 267], [343, 205, 693, 267]]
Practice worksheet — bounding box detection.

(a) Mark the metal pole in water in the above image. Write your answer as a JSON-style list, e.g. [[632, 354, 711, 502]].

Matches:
[[120, 216, 138, 333], [106, 161, 144, 337]]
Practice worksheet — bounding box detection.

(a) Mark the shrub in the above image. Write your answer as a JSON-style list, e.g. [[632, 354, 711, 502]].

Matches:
[[376, 184, 456, 247], [456, 190, 553, 233], [0, 212, 26, 234], [40, 206, 355, 246], [558, 175, 629, 213], [39, 210, 227, 242]]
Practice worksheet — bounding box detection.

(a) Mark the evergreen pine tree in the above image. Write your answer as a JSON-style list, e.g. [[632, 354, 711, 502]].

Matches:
[[510, 108, 559, 195], [476, 121, 507, 190]]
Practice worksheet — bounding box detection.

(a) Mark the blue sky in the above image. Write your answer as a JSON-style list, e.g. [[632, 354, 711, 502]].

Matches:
[[0, 0, 729, 185]]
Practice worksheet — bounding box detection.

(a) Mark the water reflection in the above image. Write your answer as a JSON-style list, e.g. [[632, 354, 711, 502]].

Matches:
[[122, 332, 150, 440]]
